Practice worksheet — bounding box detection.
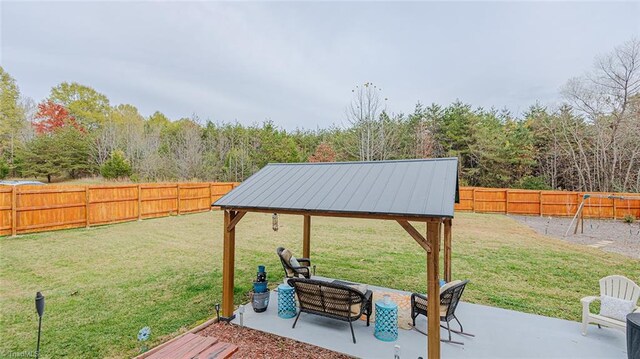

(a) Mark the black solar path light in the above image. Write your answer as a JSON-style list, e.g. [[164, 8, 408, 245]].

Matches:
[[35, 292, 45, 359]]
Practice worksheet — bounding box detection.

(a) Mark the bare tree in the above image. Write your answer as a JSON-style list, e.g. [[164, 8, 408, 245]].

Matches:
[[174, 122, 204, 180], [93, 122, 118, 166], [136, 125, 169, 180], [345, 82, 393, 161], [562, 38, 640, 191]]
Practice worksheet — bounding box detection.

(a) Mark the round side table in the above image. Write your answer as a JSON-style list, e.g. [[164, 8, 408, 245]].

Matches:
[[374, 299, 398, 341], [277, 284, 296, 319]]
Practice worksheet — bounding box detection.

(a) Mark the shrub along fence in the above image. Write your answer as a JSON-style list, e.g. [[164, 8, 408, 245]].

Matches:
[[1, 184, 638, 237], [455, 187, 640, 219], [0, 182, 238, 237]]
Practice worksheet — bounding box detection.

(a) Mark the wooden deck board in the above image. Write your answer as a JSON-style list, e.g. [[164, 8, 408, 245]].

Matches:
[[178, 337, 219, 359], [144, 332, 236, 359], [195, 342, 239, 359], [146, 333, 200, 359], [161, 336, 209, 358]]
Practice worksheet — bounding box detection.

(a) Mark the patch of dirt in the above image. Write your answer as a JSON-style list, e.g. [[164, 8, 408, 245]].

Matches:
[[511, 215, 640, 259], [199, 322, 351, 359]]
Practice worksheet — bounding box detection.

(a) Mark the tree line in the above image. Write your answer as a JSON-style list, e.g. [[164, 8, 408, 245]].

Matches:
[[0, 39, 638, 192]]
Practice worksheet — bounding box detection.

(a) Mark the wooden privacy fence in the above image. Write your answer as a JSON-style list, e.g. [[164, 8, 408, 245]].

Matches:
[[0, 182, 239, 237], [1, 184, 638, 237], [455, 187, 640, 219]]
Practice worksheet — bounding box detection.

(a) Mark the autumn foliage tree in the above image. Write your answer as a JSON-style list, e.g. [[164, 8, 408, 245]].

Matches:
[[18, 101, 91, 182], [33, 101, 83, 134], [309, 142, 336, 162]]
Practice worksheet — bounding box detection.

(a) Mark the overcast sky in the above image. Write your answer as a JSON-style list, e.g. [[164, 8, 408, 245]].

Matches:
[[1, 1, 639, 129]]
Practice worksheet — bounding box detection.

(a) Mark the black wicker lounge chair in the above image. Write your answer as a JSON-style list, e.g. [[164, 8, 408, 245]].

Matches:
[[287, 278, 372, 343], [411, 280, 474, 345], [276, 247, 312, 279]]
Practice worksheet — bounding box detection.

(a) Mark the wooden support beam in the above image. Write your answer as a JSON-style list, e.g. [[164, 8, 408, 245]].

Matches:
[[397, 220, 431, 252], [444, 218, 452, 282], [223, 206, 442, 223], [426, 220, 441, 359], [221, 210, 237, 318], [226, 211, 246, 232], [303, 215, 311, 259]]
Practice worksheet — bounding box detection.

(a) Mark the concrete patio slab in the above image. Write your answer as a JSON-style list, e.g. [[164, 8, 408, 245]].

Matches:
[[231, 280, 627, 358]]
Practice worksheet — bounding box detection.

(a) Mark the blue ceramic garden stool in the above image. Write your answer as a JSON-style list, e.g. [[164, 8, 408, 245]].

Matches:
[[374, 300, 398, 341], [278, 284, 297, 319]]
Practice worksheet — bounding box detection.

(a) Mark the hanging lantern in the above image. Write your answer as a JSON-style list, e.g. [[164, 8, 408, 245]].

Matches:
[[272, 213, 279, 231]]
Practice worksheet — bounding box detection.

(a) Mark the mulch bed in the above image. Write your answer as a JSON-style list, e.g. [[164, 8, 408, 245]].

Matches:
[[198, 322, 351, 358]]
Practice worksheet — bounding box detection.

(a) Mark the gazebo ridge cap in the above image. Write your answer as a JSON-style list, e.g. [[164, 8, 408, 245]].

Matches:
[[259, 157, 459, 166]]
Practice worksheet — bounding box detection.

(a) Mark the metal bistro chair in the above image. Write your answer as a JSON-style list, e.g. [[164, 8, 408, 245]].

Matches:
[[410, 280, 474, 345]]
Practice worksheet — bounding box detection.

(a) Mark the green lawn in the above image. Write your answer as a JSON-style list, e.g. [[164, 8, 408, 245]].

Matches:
[[1, 211, 638, 358]]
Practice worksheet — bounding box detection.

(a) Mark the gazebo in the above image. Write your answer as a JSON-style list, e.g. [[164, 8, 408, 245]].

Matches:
[[213, 157, 459, 359]]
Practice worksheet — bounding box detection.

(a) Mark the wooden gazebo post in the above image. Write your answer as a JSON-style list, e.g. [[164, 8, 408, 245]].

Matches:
[[222, 209, 245, 320], [303, 215, 311, 259], [221, 210, 235, 319], [426, 220, 442, 358], [397, 218, 442, 358], [443, 218, 452, 282]]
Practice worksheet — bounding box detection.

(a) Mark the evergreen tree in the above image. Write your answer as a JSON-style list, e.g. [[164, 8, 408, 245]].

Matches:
[[101, 150, 132, 179], [17, 134, 62, 183], [18, 126, 93, 182], [0, 157, 9, 179]]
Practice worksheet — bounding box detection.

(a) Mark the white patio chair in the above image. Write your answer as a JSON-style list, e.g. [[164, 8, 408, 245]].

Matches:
[[581, 275, 640, 335]]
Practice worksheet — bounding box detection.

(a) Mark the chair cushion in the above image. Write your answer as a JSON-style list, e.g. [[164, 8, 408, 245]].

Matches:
[[352, 303, 362, 315], [413, 295, 448, 316], [600, 295, 636, 321], [320, 286, 353, 317], [349, 285, 369, 315], [439, 280, 462, 295], [280, 249, 294, 276], [290, 257, 301, 268]]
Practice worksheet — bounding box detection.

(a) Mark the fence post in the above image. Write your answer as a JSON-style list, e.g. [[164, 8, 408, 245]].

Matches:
[[505, 189, 509, 214], [472, 188, 476, 212], [209, 183, 213, 212], [11, 186, 17, 237], [176, 183, 181, 215], [539, 191, 542, 216], [612, 195, 617, 220], [138, 184, 142, 221], [85, 186, 90, 228]]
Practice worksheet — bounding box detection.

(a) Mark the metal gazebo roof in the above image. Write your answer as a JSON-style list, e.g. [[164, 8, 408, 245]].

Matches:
[[214, 157, 459, 219]]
